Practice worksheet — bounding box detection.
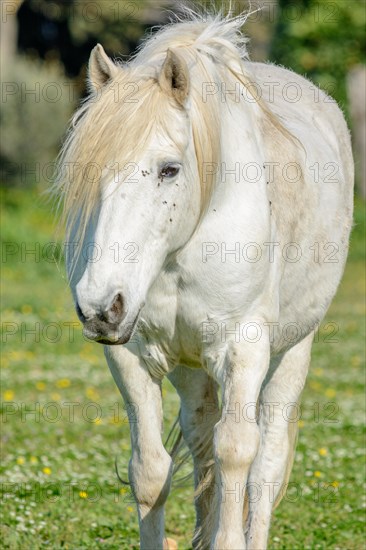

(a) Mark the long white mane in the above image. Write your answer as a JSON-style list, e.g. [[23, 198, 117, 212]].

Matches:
[[53, 10, 297, 246]]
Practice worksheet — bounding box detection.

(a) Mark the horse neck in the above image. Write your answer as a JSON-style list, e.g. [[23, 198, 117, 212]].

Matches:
[[208, 81, 268, 211]]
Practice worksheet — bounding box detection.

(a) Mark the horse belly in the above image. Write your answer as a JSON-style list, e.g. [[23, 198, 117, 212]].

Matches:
[[274, 198, 352, 354]]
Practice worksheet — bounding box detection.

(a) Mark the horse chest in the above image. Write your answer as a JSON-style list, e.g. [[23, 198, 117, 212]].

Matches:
[[139, 274, 210, 371]]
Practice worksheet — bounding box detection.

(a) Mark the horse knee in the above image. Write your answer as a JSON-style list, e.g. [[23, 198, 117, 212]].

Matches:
[[214, 421, 260, 470], [129, 448, 172, 509]]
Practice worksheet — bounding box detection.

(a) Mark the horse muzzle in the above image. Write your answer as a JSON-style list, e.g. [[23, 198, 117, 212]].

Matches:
[[76, 293, 134, 345]]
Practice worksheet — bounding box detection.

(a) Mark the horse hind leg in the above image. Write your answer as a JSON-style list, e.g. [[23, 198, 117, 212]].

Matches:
[[168, 365, 220, 550], [246, 331, 314, 549]]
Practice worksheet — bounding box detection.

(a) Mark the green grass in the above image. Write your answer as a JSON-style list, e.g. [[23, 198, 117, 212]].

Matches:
[[1, 187, 365, 549]]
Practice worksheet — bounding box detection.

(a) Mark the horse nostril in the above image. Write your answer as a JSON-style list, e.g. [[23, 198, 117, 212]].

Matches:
[[107, 293, 124, 324]]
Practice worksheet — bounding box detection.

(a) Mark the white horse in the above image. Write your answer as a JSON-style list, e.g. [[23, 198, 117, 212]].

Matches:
[[54, 12, 354, 550]]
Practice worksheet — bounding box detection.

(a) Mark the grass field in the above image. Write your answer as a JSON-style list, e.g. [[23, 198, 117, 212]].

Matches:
[[1, 187, 365, 549]]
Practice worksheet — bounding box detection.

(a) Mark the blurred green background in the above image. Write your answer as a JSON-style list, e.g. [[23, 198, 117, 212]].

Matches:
[[1, 1, 365, 548]]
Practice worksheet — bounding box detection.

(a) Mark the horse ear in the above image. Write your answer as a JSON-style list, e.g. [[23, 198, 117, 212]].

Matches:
[[88, 44, 118, 91], [159, 49, 190, 106]]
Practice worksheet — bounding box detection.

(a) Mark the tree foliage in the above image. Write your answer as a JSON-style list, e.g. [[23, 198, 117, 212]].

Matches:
[[271, 0, 366, 110]]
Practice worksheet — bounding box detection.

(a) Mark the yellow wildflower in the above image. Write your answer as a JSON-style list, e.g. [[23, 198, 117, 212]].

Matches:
[[86, 387, 99, 400], [319, 448, 327, 457], [79, 491, 88, 499], [313, 368, 323, 377], [17, 457, 25, 465], [351, 355, 361, 367], [3, 390, 14, 401], [42, 467, 51, 475], [56, 378, 71, 389]]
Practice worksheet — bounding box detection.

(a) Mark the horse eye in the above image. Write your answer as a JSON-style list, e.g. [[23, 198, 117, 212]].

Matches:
[[159, 164, 180, 179]]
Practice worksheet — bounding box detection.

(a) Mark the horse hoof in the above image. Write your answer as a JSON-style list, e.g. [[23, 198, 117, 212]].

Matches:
[[164, 537, 178, 550]]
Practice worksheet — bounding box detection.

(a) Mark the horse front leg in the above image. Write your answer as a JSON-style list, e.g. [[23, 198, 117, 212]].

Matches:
[[168, 365, 220, 549], [209, 338, 270, 550], [105, 344, 173, 550]]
